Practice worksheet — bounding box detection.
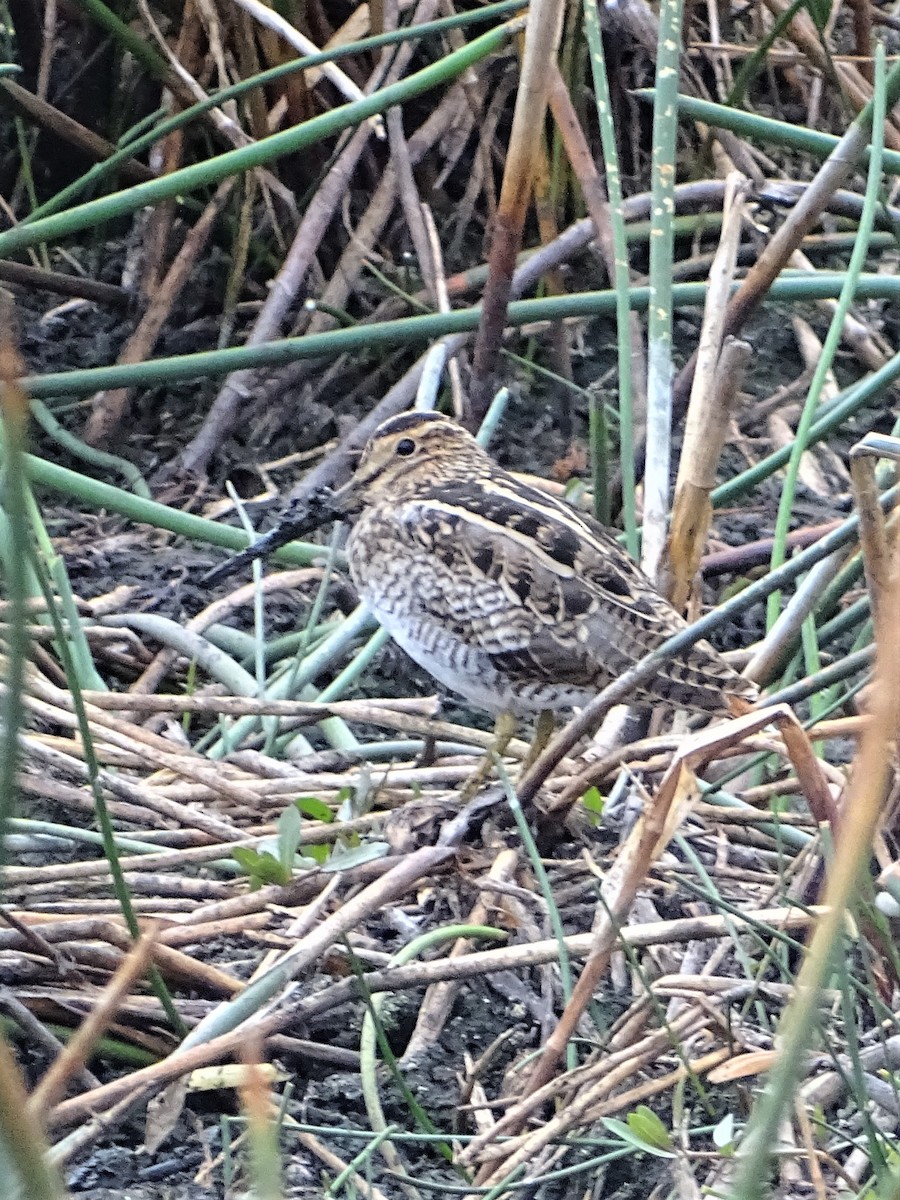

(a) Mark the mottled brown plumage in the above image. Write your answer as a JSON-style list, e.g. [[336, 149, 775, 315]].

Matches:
[[334, 412, 757, 717]]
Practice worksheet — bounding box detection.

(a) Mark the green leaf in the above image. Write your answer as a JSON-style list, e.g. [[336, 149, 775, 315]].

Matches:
[[627, 1106, 673, 1152], [277, 803, 302, 872], [232, 847, 260, 872], [304, 843, 331, 865], [232, 847, 291, 889], [582, 785, 605, 816], [335, 784, 357, 822], [295, 795, 334, 823], [805, 0, 832, 33], [602, 1116, 676, 1158]]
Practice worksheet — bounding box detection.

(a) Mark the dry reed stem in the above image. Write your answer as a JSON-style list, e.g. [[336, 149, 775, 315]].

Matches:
[[730, 499, 900, 1191], [45, 845, 452, 1132], [664, 172, 750, 611], [85, 180, 235, 445], [0, 79, 154, 183], [0, 1033, 65, 1197], [675, 81, 900, 405], [484, 704, 836, 1162], [177, 0, 445, 474], [27, 927, 159, 1119], [399, 847, 519, 1063], [849, 435, 900, 635], [467, 0, 565, 422]]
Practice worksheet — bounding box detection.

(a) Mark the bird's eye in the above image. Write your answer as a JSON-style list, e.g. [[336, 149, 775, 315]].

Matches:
[[396, 438, 416, 457]]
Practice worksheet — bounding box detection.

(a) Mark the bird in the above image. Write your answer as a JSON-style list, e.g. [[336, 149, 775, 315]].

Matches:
[[325, 411, 758, 719]]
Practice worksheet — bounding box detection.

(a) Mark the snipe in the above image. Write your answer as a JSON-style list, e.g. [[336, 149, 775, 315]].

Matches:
[[325, 412, 757, 719]]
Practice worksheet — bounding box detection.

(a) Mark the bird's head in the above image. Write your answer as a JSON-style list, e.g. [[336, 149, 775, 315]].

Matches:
[[334, 411, 491, 512]]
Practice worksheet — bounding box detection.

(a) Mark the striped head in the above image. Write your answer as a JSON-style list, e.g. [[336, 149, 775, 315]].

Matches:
[[334, 412, 492, 512]]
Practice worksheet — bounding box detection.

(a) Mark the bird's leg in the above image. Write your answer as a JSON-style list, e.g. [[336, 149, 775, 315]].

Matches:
[[521, 708, 556, 772], [458, 710, 518, 802]]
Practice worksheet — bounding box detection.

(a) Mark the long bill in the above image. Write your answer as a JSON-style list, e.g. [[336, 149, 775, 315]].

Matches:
[[202, 485, 343, 584]]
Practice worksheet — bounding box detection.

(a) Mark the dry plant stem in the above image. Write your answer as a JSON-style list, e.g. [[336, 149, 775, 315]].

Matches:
[[44, 905, 828, 1153], [249, 876, 342, 980], [17, 770, 162, 828], [0, 260, 129, 307], [1, 812, 399, 886], [849, 438, 900, 635], [4, 912, 803, 1078], [545, 63, 647, 410], [0, 79, 155, 184], [701, 520, 843, 575], [47, 1019, 283, 1137], [674, 69, 900, 405], [18, 673, 257, 830], [554, 724, 845, 808], [445, 70, 511, 260], [0, 1035, 65, 1198], [387, 107, 434, 296], [26, 928, 158, 1119], [259, 175, 728, 439], [789, 248, 892, 377], [546, 65, 614, 270], [29, 903, 830, 1003], [0, 988, 99, 1092], [229, 0, 372, 113], [518, 706, 835, 1107], [605, 0, 761, 183], [400, 847, 519, 1064], [82, 689, 435, 719], [181, 845, 454, 1046], [133, 0, 293, 172], [294, 118, 470, 412], [849, 0, 874, 84], [47, 845, 452, 1131], [803, 1032, 900, 1111], [531, 139, 574, 389], [421, 205, 466, 414], [138, 5, 198, 299], [16, 727, 246, 840], [161, 913, 272, 947], [76, 692, 520, 756], [85, 179, 235, 446], [129, 568, 326, 697], [195, 0, 231, 104], [473, 1046, 735, 1182], [35, 0, 56, 105], [302, 86, 467, 342], [664, 172, 749, 610], [763, 0, 896, 141], [466, 1009, 714, 1181], [178, 0, 442, 474], [48, 1083, 166, 1167], [665, 335, 749, 608], [732, 527, 900, 1195], [0, 918, 243, 992], [177, 118, 376, 474], [467, 0, 565, 424], [0, 908, 75, 976]]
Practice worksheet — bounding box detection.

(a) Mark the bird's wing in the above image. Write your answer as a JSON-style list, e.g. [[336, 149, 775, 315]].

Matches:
[[397, 479, 754, 707]]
